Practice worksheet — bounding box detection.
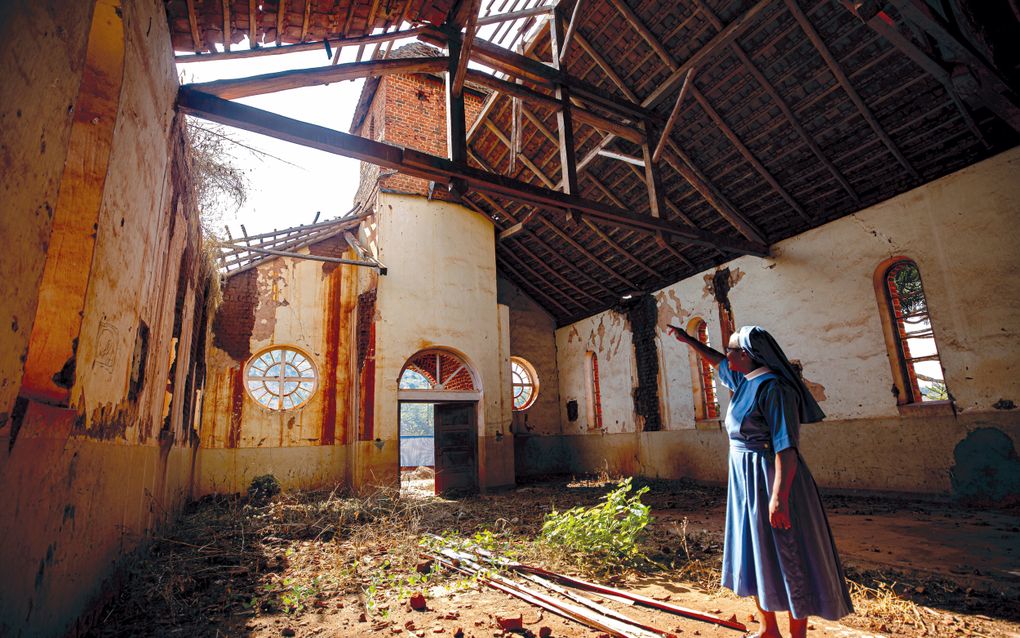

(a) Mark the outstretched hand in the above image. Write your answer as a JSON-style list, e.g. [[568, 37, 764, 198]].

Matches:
[[769, 495, 792, 530], [666, 325, 689, 342]]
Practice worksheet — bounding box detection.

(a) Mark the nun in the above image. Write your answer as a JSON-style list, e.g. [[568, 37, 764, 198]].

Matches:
[[666, 324, 853, 638]]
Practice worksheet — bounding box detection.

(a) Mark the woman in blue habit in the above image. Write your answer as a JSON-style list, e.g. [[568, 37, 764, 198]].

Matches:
[[667, 324, 853, 638]]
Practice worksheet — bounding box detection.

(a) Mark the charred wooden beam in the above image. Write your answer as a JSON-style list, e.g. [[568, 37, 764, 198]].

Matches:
[[184, 57, 448, 99], [535, 218, 641, 289], [664, 140, 767, 247], [175, 27, 427, 63], [178, 88, 768, 255], [186, 0, 203, 52], [784, 0, 920, 180]]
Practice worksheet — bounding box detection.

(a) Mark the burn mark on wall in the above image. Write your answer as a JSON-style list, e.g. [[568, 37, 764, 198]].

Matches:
[[52, 338, 78, 389], [950, 427, 1020, 506], [8, 396, 29, 451], [358, 288, 378, 441], [212, 268, 257, 362], [621, 294, 661, 432], [705, 267, 744, 312], [789, 359, 827, 403], [127, 321, 149, 401]]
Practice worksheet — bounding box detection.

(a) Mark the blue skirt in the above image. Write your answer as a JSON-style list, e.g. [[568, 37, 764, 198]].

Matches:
[[721, 447, 854, 620]]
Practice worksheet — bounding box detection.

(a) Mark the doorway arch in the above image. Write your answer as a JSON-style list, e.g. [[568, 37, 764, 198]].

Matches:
[[397, 349, 480, 495]]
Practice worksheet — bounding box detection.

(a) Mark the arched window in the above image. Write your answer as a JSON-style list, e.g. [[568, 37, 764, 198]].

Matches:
[[687, 318, 720, 420], [245, 346, 317, 410], [510, 357, 539, 410], [585, 351, 603, 430], [398, 349, 481, 401], [878, 258, 948, 404]]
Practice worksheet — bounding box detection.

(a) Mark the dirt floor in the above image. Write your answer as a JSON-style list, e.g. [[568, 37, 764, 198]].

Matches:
[[88, 476, 1020, 638]]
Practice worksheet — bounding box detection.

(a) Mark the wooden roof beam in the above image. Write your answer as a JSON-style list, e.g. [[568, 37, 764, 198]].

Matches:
[[535, 217, 641, 289], [691, 87, 810, 222], [464, 69, 645, 142], [497, 257, 576, 316], [606, 0, 806, 222], [249, 0, 258, 48], [276, 0, 286, 46], [784, 0, 920, 181], [839, 1, 994, 142], [471, 193, 618, 297], [574, 32, 639, 102], [186, 0, 203, 53], [451, 0, 481, 97], [421, 27, 658, 124], [692, 0, 859, 203], [888, 0, 1020, 133], [477, 5, 553, 27], [300, 0, 311, 42], [178, 88, 768, 255], [641, 0, 773, 109], [184, 57, 449, 100], [652, 68, 695, 164], [175, 27, 427, 63], [222, 0, 232, 52]]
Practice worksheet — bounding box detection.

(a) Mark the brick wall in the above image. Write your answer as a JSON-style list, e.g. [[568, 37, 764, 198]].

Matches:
[[211, 269, 258, 363], [353, 73, 485, 203]]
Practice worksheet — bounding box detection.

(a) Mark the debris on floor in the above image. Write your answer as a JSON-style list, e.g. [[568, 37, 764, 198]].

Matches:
[[86, 477, 1020, 638]]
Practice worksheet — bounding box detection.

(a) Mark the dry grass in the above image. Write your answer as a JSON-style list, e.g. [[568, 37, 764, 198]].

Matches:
[[91, 478, 1018, 638]]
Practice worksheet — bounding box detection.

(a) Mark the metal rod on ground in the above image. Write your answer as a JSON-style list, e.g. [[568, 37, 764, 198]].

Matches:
[[428, 553, 663, 638], [437, 536, 747, 632]]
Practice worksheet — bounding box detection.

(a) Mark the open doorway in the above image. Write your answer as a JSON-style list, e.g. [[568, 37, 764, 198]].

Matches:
[[398, 401, 478, 497], [399, 401, 435, 496], [398, 349, 481, 497]]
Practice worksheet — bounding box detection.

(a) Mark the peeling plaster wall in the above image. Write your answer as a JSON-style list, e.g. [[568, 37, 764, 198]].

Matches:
[[198, 239, 359, 496], [356, 193, 513, 491], [554, 148, 1020, 496], [0, 1, 210, 635]]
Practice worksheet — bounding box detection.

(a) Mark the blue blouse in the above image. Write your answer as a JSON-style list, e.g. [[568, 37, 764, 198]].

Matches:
[[716, 360, 800, 454]]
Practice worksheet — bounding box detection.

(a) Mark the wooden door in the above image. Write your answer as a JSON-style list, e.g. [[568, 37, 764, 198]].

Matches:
[[433, 402, 477, 496]]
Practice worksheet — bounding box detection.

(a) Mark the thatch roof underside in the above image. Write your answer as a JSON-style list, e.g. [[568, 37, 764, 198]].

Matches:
[[169, 0, 1020, 325]]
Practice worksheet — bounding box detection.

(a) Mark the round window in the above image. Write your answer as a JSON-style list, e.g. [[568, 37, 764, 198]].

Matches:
[[510, 357, 539, 411], [245, 346, 317, 410]]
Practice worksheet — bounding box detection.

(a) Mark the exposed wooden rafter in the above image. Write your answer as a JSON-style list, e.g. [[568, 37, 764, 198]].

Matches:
[[175, 27, 427, 63], [185, 0, 203, 52], [784, 0, 920, 181], [691, 0, 860, 204], [652, 68, 694, 164], [249, 0, 258, 48], [185, 57, 449, 100], [276, 0, 286, 46], [300, 0, 311, 42], [222, 0, 232, 52]]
